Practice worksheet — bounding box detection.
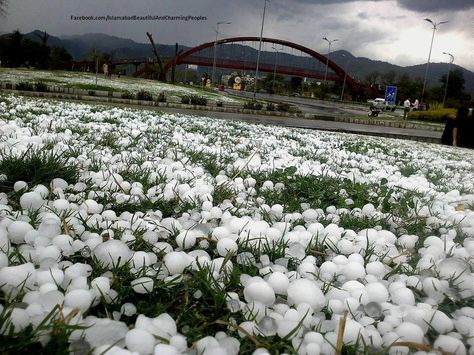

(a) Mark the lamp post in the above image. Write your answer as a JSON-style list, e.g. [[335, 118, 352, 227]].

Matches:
[[253, 0, 270, 100], [271, 45, 280, 94], [442, 51, 454, 108], [340, 54, 352, 101], [212, 21, 231, 87], [421, 18, 448, 104], [322, 37, 338, 84]]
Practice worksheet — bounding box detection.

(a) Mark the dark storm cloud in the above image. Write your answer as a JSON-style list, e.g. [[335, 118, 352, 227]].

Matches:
[[265, 0, 474, 12], [396, 0, 474, 12]]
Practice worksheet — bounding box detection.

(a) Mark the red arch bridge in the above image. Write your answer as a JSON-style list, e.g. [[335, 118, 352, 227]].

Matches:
[[74, 37, 361, 92]]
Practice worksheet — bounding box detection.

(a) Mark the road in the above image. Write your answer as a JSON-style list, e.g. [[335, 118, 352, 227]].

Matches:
[[227, 90, 398, 117], [159, 106, 441, 143]]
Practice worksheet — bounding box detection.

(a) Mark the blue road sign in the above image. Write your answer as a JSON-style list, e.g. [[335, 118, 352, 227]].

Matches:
[[385, 86, 397, 104]]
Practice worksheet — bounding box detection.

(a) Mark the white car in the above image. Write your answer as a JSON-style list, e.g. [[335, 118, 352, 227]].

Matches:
[[370, 98, 397, 112]]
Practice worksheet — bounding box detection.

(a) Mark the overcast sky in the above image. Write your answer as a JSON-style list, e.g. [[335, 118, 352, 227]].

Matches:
[[2, 0, 473, 70]]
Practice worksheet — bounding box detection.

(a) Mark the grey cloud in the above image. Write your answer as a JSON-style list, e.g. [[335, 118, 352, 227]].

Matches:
[[396, 0, 474, 12]]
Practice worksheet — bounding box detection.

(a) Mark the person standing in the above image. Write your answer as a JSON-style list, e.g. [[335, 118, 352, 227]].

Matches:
[[455, 100, 473, 148], [412, 99, 419, 111], [403, 98, 411, 119], [102, 63, 109, 78]]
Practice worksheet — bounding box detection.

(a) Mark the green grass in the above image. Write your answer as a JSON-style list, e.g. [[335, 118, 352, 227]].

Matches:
[[0, 147, 80, 193]]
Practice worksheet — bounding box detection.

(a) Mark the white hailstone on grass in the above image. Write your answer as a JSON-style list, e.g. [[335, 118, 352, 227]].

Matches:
[[217, 238, 238, 256], [154, 344, 180, 355], [287, 279, 325, 312], [176, 230, 197, 250], [52, 234, 74, 256], [13, 181, 28, 192], [83, 318, 129, 349], [125, 328, 156, 354], [397, 235, 419, 250], [390, 287, 415, 306], [120, 303, 137, 317], [20, 191, 45, 210], [131, 277, 154, 294], [0, 252, 7, 268], [243, 280, 275, 305], [93, 239, 132, 268], [7, 220, 33, 244], [342, 262, 366, 280], [9, 308, 30, 332], [36, 268, 64, 286], [0, 262, 36, 293], [64, 289, 92, 312], [163, 251, 191, 275], [169, 334, 188, 352], [267, 272, 289, 295], [365, 261, 386, 278], [51, 178, 68, 190], [91, 277, 110, 295], [81, 199, 103, 214], [211, 226, 231, 241], [131, 251, 151, 268], [433, 335, 466, 355], [363, 282, 389, 304], [428, 310, 454, 334], [394, 322, 424, 343]]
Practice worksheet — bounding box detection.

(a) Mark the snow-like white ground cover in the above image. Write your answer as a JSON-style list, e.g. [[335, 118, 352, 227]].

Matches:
[[0, 94, 474, 354], [0, 68, 238, 103]]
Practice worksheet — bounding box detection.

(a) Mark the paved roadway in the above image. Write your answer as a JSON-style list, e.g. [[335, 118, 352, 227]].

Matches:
[[159, 106, 441, 143], [226, 90, 398, 117]]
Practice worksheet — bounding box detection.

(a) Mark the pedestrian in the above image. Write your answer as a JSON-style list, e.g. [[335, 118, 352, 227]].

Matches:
[[403, 98, 411, 119], [456, 100, 473, 148], [412, 99, 419, 111], [102, 63, 109, 78], [441, 99, 471, 147]]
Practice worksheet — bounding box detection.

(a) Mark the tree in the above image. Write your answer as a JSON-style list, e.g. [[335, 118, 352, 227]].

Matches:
[[365, 71, 380, 86], [381, 70, 397, 86], [50, 46, 72, 68], [440, 68, 465, 99]]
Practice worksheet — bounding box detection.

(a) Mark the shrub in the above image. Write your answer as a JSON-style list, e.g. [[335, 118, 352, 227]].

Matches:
[[34, 82, 49, 92], [216, 101, 223, 107], [0, 148, 80, 193], [5, 83, 13, 89], [16, 82, 34, 91], [121, 91, 135, 100], [181, 95, 191, 104], [244, 101, 263, 110], [190, 95, 207, 106], [277, 103, 291, 112], [266, 103, 275, 111], [136, 90, 153, 101], [408, 108, 456, 123], [157, 92, 167, 103]]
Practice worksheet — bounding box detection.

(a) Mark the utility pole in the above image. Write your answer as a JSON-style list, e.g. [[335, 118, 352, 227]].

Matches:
[[253, 0, 270, 100], [442, 52, 454, 108]]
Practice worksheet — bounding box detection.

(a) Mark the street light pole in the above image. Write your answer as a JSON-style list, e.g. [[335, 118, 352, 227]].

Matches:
[[271, 45, 279, 94], [212, 21, 231, 87], [340, 54, 352, 101], [421, 18, 448, 104], [253, 0, 270, 100], [442, 51, 454, 108], [322, 37, 338, 84]]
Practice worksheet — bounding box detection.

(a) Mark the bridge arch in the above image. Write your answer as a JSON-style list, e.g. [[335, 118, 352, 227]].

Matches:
[[161, 36, 358, 91]]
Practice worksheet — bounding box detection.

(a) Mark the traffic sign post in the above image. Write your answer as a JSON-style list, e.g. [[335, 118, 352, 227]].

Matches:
[[385, 86, 397, 106]]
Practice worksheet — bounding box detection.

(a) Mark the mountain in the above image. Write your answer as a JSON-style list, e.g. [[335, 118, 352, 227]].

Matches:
[[22, 31, 474, 94]]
